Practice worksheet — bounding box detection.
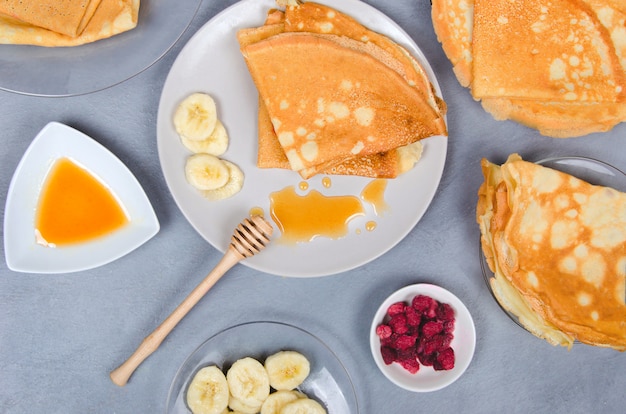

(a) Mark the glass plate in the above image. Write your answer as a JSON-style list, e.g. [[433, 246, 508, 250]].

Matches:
[[0, 0, 201, 97], [165, 321, 359, 414], [479, 156, 626, 331], [156, 0, 447, 277]]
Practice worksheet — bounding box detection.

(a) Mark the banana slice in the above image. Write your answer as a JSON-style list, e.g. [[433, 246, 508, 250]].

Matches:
[[174, 92, 218, 141], [264, 351, 310, 391], [397, 141, 424, 174], [279, 398, 327, 414], [186, 365, 230, 414], [260, 390, 303, 414], [201, 160, 244, 201], [228, 395, 263, 414], [226, 357, 270, 408], [185, 153, 230, 191], [181, 120, 229, 156]]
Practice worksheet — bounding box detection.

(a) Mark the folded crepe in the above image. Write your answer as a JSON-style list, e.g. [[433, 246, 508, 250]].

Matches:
[[0, 0, 139, 46], [477, 153, 626, 350], [238, 1, 446, 178], [256, 94, 423, 177], [431, 0, 626, 137], [0, 0, 102, 37]]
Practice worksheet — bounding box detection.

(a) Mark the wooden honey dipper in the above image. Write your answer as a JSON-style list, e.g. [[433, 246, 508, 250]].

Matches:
[[110, 215, 273, 386]]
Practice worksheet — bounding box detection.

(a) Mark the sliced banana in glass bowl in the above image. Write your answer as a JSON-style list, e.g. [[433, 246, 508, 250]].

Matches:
[[165, 321, 359, 414]]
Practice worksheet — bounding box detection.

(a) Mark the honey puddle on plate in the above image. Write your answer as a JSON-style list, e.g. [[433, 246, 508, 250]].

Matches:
[[35, 157, 129, 247], [269, 178, 388, 244]]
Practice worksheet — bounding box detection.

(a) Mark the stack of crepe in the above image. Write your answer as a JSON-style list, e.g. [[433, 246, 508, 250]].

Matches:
[[0, 0, 139, 46], [237, 1, 447, 179], [477, 154, 626, 350], [432, 0, 626, 137]]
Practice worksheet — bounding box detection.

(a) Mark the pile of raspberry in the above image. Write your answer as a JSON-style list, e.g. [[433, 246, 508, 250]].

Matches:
[[376, 294, 456, 374]]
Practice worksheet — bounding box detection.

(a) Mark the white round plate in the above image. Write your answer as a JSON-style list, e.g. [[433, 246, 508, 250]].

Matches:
[[165, 321, 359, 413], [3, 122, 160, 273], [480, 156, 626, 334], [156, 0, 447, 277], [0, 0, 201, 97], [369, 284, 476, 392]]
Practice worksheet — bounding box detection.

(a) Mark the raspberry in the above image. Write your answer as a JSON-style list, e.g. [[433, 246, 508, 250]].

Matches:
[[393, 334, 417, 350], [412, 295, 438, 318], [404, 306, 421, 327], [387, 301, 407, 317], [380, 346, 396, 365], [376, 324, 392, 340], [399, 356, 420, 374], [422, 336, 443, 355], [411, 295, 433, 312], [434, 347, 455, 371], [396, 346, 417, 361], [437, 303, 455, 322], [422, 320, 444, 338], [443, 320, 455, 334], [440, 332, 454, 348], [388, 314, 408, 335]]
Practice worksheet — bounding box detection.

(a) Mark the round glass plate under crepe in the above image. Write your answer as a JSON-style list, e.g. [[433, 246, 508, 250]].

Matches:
[[156, 0, 448, 277], [165, 321, 359, 414], [479, 156, 626, 333], [0, 0, 201, 97]]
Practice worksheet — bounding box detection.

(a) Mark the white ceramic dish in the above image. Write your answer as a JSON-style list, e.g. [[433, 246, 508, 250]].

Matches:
[[165, 321, 359, 413], [156, 0, 448, 277], [480, 156, 626, 335], [3, 122, 159, 273], [369, 284, 476, 392], [0, 0, 201, 97]]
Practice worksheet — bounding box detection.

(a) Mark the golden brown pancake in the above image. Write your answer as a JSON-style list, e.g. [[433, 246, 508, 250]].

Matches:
[[431, 0, 626, 137], [0, 0, 139, 47], [283, 2, 446, 116], [256, 93, 422, 178], [0, 0, 102, 37], [239, 2, 446, 178], [472, 0, 625, 103], [481, 99, 626, 138], [240, 32, 445, 176], [237, 10, 428, 178], [477, 154, 626, 350], [431, 0, 474, 88]]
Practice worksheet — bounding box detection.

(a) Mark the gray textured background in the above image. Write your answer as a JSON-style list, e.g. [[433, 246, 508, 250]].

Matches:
[[1, 0, 625, 413]]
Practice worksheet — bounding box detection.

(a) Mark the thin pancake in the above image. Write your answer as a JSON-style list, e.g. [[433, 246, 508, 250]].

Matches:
[[256, 94, 409, 178], [431, 0, 626, 137], [238, 5, 443, 178], [240, 32, 445, 174], [0, 0, 102, 37], [283, 2, 445, 116], [471, 0, 626, 103], [0, 0, 139, 47], [477, 154, 626, 350]]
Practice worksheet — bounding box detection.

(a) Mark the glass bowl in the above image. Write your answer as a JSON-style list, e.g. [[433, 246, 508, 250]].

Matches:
[[165, 321, 359, 413], [369, 284, 476, 392], [479, 156, 626, 333]]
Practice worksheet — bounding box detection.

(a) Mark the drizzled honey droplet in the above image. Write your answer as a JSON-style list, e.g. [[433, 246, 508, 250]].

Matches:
[[321, 176, 332, 188], [249, 206, 265, 218], [361, 178, 389, 216]]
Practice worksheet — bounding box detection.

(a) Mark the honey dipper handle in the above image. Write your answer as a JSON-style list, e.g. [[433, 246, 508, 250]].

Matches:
[[110, 247, 242, 386]]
